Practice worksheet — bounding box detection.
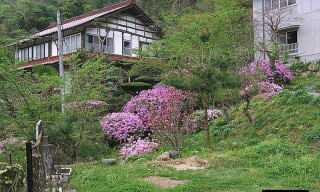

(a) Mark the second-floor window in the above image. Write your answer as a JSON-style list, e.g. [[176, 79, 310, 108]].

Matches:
[[264, 0, 296, 11], [278, 30, 298, 53]]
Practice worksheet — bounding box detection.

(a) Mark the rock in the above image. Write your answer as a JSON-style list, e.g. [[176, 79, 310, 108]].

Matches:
[[156, 152, 171, 161], [169, 151, 180, 159], [101, 159, 117, 166]]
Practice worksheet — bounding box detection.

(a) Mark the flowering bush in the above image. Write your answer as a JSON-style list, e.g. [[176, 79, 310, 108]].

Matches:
[[123, 85, 189, 128], [259, 81, 283, 97], [242, 60, 294, 84], [120, 139, 159, 159], [241, 60, 293, 98], [275, 61, 294, 83], [100, 113, 146, 142]]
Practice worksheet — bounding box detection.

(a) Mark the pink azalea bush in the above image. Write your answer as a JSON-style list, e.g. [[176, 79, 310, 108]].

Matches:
[[100, 112, 146, 142], [120, 139, 159, 159], [243, 60, 294, 83], [123, 85, 189, 128], [241, 60, 294, 98], [101, 85, 192, 158], [259, 81, 283, 97]]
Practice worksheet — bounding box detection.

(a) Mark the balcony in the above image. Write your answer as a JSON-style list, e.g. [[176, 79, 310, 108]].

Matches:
[[280, 43, 298, 54]]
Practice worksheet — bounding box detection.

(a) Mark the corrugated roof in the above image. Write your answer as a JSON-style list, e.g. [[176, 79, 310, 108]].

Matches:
[[33, 0, 137, 38]]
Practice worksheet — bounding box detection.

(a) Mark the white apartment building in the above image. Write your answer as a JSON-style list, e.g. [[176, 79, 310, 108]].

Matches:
[[253, 0, 320, 62]]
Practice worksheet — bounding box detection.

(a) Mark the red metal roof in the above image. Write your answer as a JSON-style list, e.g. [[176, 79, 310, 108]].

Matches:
[[18, 53, 140, 70], [50, 0, 137, 28], [33, 0, 154, 37]]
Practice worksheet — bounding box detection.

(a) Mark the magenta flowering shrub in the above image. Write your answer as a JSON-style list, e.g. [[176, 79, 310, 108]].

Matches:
[[241, 60, 293, 98], [274, 61, 294, 83], [120, 139, 159, 159], [243, 60, 294, 84], [123, 85, 189, 128], [100, 113, 146, 142], [259, 81, 283, 97]]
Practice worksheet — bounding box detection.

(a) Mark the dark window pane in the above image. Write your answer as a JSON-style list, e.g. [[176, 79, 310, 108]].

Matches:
[[288, 0, 296, 5], [287, 31, 297, 44], [123, 40, 132, 56], [88, 35, 93, 43]]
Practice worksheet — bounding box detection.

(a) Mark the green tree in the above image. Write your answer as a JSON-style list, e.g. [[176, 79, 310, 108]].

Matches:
[[160, 0, 252, 146]]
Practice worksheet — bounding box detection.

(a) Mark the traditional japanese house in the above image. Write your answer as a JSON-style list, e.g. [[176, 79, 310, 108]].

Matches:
[[10, 0, 161, 69]]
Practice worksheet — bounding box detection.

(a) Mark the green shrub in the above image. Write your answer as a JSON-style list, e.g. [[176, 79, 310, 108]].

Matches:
[[210, 119, 234, 137]]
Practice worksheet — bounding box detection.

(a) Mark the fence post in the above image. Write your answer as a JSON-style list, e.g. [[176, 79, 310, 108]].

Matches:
[[26, 141, 33, 192]]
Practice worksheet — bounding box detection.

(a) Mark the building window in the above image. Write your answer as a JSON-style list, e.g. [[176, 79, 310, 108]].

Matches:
[[106, 38, 114, 54], [272, 0, 279, 9], [288, 0, 296, 6], [264, 0, 296, 10], [88, 35, 93, 43], [139, 42, 150, 52], [278, 30, 297, 44], [16, 47, 34, 61], [278, 30, 298, 53], [64, 33, 81, 54], [123, 40, 132, 56]]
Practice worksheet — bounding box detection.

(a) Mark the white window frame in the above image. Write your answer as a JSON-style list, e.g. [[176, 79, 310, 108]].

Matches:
[[264, 0, 296, 11], [63, 33, 82, 54]]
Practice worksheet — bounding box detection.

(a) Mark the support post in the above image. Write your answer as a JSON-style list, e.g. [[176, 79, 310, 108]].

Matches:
[[262, 0, 266, 59], [26, 141, 33, 192], [57, 10, 65, 113]]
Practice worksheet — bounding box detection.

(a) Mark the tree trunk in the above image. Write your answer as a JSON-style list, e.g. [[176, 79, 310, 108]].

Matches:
[[244, 99, 254, 124], [202, 94, 210, 146]]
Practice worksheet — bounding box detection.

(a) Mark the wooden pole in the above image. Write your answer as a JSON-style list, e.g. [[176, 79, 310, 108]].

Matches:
[[26, 141, 33, 192], [57, 10, 65, 113], [262, 0, 266, 59]]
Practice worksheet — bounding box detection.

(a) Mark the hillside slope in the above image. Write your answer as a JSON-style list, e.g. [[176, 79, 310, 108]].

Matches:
[[70, 74, 320, 192]]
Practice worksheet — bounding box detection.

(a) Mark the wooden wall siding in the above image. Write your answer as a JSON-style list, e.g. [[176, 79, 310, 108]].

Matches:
[[15, 12, 160, 63]]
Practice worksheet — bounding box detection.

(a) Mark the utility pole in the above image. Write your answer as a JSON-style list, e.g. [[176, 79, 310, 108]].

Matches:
[[57, 10, 65, 113], [262, 0, 266, 59]]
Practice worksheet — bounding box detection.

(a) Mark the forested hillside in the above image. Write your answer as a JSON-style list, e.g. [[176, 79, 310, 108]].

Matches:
[[0, 0, 251, 44]]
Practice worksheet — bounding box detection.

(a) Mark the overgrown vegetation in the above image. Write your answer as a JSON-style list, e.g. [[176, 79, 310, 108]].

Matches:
[[70, 73, 320, 192]]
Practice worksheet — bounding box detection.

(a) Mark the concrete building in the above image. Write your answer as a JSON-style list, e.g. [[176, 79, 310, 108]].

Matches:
[[253, 0, 320, 62]]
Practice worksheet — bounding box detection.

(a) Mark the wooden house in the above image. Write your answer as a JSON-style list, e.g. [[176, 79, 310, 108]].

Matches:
[[10, 0, 161, 69]]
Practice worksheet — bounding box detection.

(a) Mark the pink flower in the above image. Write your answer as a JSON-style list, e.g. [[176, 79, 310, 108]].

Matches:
[[123, 85, 190, 129], [120, 139, 158, 159], [259, 81, 283, 97], [241, 60, 294, 83], [100, 113, 146, 142]]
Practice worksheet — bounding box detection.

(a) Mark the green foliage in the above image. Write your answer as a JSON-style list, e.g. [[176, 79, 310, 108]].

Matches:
[[210, 118, 235, 138], [121, 82, 153, 93], [0, 162, 24, 192]]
